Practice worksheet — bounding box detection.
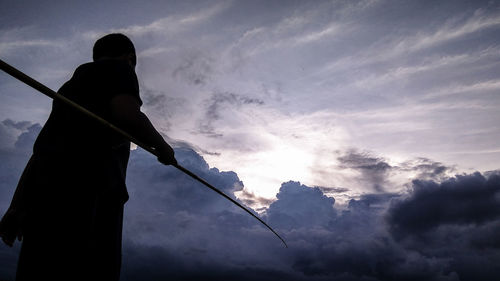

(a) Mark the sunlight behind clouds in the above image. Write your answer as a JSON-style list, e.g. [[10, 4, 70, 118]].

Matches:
[[201, 110, 351, 199]]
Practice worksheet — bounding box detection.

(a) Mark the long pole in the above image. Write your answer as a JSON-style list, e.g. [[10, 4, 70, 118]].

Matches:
[[0, 58, 287, 248]]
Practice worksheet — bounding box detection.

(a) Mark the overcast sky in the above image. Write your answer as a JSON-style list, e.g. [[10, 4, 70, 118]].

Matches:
[[1, 0, 500, 280], [1, 0, 500, 201]]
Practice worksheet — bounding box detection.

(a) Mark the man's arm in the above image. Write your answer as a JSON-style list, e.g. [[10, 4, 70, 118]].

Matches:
[[110, 94, 176, 165]]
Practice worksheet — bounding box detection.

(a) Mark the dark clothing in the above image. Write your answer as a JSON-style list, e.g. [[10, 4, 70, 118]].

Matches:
[[14, 60, 141, 281], [34, 60, 142, 202], [16, 153, 125, 280]]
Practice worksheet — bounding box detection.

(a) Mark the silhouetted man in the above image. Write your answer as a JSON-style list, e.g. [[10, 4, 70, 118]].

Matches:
[[0, 33, 176, 280]]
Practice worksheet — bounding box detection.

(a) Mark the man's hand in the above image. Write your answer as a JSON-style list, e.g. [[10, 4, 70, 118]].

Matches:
[[156, 143, 177, 166], [0, 208, 23, 247]]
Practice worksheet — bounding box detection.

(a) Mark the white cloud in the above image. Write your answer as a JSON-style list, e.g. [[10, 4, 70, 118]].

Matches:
[[403, 10, 500, 52], [0, 26, 64, 56], [423, 79, 500, 99], [111, 1, 231, 37], [0, 39, 60, 55], [315, 10, 500, 80], [293, 23, 342, 45]]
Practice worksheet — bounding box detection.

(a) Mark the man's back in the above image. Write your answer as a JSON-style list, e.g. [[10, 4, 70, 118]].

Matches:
[[35, 59, 141, 156], [33, 59, 142, 202]]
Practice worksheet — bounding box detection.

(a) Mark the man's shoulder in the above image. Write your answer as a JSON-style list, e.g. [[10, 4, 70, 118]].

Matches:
[[70, 60, 137, 93], [75, 60, 132, 75]]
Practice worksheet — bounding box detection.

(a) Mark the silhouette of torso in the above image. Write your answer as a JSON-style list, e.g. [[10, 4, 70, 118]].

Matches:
[[34, 59, 142, 202]]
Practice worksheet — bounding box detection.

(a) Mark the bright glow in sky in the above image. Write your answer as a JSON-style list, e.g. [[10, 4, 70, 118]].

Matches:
[[1, 0, 500, 207]]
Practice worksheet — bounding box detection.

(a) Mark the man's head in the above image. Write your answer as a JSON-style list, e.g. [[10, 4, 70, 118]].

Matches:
[[92, 33, 136, 67]]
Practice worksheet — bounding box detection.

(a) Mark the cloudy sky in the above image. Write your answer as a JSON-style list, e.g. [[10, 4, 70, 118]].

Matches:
[[1, 0, 500, 280]]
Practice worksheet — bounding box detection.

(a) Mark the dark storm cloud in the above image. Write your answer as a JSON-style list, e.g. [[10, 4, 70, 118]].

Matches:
[[384, 172, 500, 280], [121, 147, 296, 280], [0, 119, 35, 204], [399, 157, 452, 180], [121, 152, 500, 281], [204, 92, 265, 120], [164, 135, 221, 157], [338, 150, 392, 192], [266, 181, 336, 230], [172, 52, 214, 86], [264, 183, 461, 281], [0, 119, 34, 150], [235, 188, 276, 208], [317, 186, 350, 194], [139, 87, 187, 132], [387, 172, 500, 239], [1, 120, 32, 131], [337, 151, 456, 193], [197, 91, 264, 137], [141, 87, 186, 111], [1, 120, 500, 280]]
